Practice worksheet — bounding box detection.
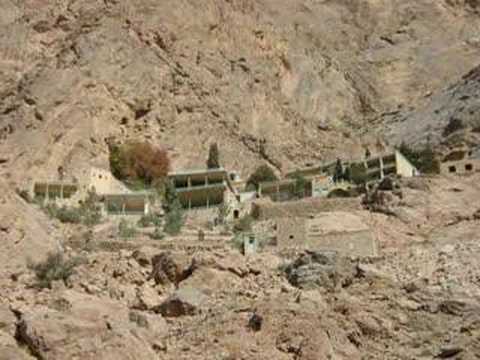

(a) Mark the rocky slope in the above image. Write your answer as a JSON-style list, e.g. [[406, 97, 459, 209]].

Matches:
[[384, 65, 480, 149], [1, 173, 480, 359], [1, 0, 480, 187]]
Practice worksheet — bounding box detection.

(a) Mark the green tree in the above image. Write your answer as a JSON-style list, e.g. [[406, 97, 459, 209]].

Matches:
[[333, 158, 344, 183], [207, 142, 221, 169], [163, 180, 184, 235], [246, 164, 278, 190], [398, 142, 440, 174]]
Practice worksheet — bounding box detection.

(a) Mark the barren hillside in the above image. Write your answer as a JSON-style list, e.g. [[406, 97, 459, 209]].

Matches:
[[2, 1, 480, 359], [1, 0, 480, 186]]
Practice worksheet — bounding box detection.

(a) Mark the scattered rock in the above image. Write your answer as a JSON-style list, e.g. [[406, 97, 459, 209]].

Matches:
[[153, 287, 207, 317]]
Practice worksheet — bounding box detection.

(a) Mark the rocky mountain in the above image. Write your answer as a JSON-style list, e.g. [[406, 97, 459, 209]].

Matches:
[[385, 64, 480, 149], [1, 0, 480, 186], [1, 2, 480, 359]]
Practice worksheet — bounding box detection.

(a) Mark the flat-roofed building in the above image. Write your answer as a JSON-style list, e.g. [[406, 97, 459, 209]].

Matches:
[[168, 168, 229, 209], [440, 147, 480, 175], [33, 182, 79, 202], [258, 178, 311, 202], [102, 193, 152, 215]]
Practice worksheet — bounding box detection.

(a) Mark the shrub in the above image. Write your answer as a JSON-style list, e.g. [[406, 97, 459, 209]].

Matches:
[[138, 213, 162, 228], [118, 219, 137, 239], [149, 226, 165, 240], [230, 233, 246, 252], [233, 214, 253, 233], [293, 172, 308, 198], [46, 204, 83, 224], [443, 118, 465, 137], [109, 141, 170, 187], [28, 252, 84, 289], [207, 142, 221, 169], [43, 191, 102, 226], [246, 164, 278, 190]]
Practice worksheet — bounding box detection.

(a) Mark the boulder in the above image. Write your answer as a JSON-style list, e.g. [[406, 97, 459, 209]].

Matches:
[[154, 287, 207, 317], [14, 291, 159, 359], [148, 252, 193, 286], [131, 250, 150, 267], [285, 251, 355, 291]]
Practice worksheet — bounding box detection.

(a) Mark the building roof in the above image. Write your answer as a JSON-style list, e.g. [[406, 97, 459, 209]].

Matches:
[[168, 167, 227, 177], [175, 183, 226, 193]]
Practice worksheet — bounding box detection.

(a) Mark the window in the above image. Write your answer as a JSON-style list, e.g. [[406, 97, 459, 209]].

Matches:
[[289, 235, 294, 240], [465, 164, 473, 171], [449, 166, 456, 173], [233, 210, 240, 220]]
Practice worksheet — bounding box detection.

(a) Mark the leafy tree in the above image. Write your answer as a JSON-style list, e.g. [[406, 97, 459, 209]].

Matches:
[[398, 142, 440, 174], [109, 141, 170, 187], [246, 164, 278, 190], [207, 142, 221, 169], [163, 180, 184, 235]]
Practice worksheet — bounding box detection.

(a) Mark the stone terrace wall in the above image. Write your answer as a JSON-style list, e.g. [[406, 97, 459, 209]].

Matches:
[[253, 197, 361, 220]]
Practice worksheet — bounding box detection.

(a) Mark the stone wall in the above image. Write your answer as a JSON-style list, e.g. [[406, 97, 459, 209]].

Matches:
[[275, 212, 377, 257], [253, 197, 361, 220]]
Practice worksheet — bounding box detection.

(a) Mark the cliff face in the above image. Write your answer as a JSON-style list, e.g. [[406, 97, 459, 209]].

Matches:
[[0, 0, 480, 185], [385, 65, 480, 150]]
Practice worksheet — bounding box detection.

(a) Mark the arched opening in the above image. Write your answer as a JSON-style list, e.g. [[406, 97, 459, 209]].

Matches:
[[233, 209, 240, 220]]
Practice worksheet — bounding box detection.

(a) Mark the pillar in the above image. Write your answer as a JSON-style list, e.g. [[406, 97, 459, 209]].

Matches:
[[205, 175, 209, 186], [379, 157, 385, 179], [60, 183, 64, 200], [45, 183, 50, 205], [188, 196, 192, 210], [206, 195, 210, 209], [187, 176, 192, 188]]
